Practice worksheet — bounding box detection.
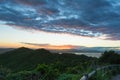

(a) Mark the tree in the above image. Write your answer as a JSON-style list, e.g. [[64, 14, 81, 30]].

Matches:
[[99, 50, 120, 64]]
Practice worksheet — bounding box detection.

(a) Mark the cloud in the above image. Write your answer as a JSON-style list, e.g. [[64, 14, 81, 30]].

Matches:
[[21, 42, 84, 50], [16, 0, 46, 6], [21, 42, 50, 46], [0, 0, 120, 40], [21, 42, 120, 51]]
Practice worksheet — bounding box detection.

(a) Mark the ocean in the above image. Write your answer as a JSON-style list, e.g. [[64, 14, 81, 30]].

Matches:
[[75, 52, 102, 58]]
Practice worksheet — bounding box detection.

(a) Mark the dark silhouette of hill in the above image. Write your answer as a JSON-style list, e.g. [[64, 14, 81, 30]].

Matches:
[[35, 48, 51, 53], [0, 47, 94, 72], [9, 47, 34, 53], [0, 48, 14, 54]]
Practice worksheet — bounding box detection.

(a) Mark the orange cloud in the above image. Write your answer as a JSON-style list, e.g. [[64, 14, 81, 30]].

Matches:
[[40, 45, 74, 50], [20, 42, 78, 50]]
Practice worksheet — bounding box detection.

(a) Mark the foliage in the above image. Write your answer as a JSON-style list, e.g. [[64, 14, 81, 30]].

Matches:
[[0, 47, 94, 72], [0, 65, 11, 80], [58, 74, 81, 80], [90, 70, 112, 80], [99, 50, 120, 64], [90, 66, 120, 80], [0, 48, 120, 80]]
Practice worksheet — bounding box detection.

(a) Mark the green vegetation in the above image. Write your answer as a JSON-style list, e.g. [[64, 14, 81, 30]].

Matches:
[[0, 47, 120, 80], [99, 50, 120, 64], [90, 50, 120, 80], [90, 66, 120, 80], [0, 47, 94, 72]]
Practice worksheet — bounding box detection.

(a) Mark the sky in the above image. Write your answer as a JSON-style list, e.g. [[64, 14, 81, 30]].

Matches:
[[0, 0, 120, 50]]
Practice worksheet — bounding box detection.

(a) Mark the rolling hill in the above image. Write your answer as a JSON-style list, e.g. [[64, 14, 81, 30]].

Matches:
[[0, 48, 14, 54], [0, 47, 94, 72]]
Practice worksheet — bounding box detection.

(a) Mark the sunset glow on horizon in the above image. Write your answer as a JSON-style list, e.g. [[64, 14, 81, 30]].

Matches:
[[0, 0, 120, 51], [0, 25, 120, 50]]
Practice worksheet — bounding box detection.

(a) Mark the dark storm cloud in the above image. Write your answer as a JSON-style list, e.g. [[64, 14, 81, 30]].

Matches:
[[0, 0, 120, 40]]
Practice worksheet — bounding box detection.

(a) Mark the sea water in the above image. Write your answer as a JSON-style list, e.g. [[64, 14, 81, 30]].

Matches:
[[75, 52, 102, 58]]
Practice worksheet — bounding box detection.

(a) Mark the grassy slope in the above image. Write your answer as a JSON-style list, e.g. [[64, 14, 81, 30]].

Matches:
[[0, 47, 94, 72]]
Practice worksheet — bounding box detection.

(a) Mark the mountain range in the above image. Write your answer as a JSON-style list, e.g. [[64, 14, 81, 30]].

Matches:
[[0, 47, 120, 54]]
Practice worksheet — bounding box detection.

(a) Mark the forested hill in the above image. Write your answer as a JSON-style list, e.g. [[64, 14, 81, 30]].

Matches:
[[0, 47, 95, 72]]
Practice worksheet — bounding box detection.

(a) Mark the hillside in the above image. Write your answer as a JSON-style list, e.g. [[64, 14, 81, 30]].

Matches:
[[0, 48, 120, 80], [0, 47, 94, 72], [0, 48, 14, 54]]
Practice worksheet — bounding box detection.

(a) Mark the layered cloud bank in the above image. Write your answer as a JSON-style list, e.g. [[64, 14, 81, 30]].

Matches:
[[21, 42, 120, 52], [0, 0, 120, 40]]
